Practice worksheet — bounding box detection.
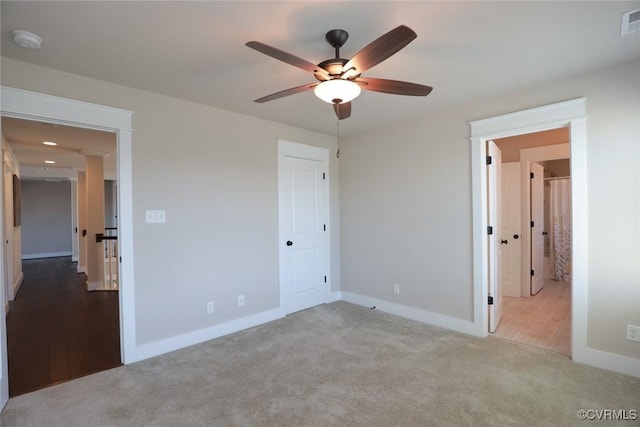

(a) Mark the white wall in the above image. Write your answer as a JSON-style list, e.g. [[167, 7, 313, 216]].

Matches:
[[340, 58, 640, 361], [21, 180, 72, 258], [0, 57, 339, 347], [1, 139, 22, 293]]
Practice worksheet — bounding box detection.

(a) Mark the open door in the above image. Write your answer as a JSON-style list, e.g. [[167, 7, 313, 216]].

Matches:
[[487, 140, 503, 332], [501, 162, 521, 297], [530, 162, 544, 295], [0, 165, 8, 409]]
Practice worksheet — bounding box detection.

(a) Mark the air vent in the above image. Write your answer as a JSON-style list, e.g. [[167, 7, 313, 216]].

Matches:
[[621, 9, 640, 36]]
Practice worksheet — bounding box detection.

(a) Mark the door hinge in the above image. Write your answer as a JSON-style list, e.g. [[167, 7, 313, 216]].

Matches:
[[119, 256, 122, 263], [531, 269, 534, 277], [486, 156, 492, 165], [530, 172, 534, 179], [487, 226, 493, 235], [322, 172, 326, 180], [488, 296, 494, 305], [323, 224, 326, 231], [324, 276, 327, 283], [531, 221, 534, 228]]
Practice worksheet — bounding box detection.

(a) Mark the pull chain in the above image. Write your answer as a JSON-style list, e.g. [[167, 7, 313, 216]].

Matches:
[[336, 119, 341, 159]]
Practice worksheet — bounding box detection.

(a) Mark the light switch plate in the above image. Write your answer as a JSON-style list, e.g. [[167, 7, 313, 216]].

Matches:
[[145, 210, 166, 223]]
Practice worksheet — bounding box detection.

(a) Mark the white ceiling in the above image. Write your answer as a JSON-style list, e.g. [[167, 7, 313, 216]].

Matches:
[[1, 117, 116, 180], [1, 1, 640, 140]]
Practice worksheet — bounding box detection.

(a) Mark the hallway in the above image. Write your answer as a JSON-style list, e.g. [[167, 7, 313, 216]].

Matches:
[[493, 278, 571, 356], [6, 257, 120, 396]]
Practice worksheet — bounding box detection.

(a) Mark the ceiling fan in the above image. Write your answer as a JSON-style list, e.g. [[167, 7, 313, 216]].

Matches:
[[246, 25, 433, 120]]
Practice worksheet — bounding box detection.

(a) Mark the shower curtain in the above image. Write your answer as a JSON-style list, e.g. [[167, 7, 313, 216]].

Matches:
[[550, 178, 572, 281]]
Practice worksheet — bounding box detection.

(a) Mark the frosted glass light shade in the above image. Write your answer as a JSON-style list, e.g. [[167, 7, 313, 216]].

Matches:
[[314, 79, 361, 104]]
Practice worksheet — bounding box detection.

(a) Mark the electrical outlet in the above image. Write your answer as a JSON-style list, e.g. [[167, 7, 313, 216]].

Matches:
[[393, 283, 400, 294], [238, 295, 245, 307], [206, 301, 215, 314], [626, 324, 640, 342]]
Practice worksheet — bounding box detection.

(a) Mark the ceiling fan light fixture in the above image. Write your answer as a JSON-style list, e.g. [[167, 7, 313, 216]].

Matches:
[[314, 79, 361, 104]]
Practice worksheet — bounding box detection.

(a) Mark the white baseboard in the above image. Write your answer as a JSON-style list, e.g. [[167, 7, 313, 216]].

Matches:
[[327, 291, 342, 303], [136, 307, 285, 362], [12, 272, 23, 297], [341, 291, 478, 336], [77, 265, 87, 274], [22, 251, 72, 260], [573, 346, 640, 379], [87, 281, 118, 292], [72, 256, 79, 262]]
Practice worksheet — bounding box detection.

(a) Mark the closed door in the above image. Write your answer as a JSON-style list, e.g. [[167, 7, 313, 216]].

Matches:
[[530, 162, 544, 295], [279, 154, 327, 314]]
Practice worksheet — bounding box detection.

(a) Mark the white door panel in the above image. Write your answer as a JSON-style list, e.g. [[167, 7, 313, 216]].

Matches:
[[501, 162, 521, 297], [488, 141, 503, 333], [530, 162, 545, 295], [280, 155, 327, 314], [0, 163, 8, 409]]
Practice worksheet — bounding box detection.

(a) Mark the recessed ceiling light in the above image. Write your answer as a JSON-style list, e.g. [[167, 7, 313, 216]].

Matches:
[[45, 160, 56, 164], [11, 30, 43, 49], [43, 141, 57, 146]]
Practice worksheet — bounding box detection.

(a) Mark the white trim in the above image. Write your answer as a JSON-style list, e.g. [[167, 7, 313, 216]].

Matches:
[[469, 99, 624, 374], [469, 98, 586, 137], [277, 140, 331, 314], [1, 86, 137, 364], [22, 251, 73, 260], [278, 140, 329, 161], [136, 308, 285, 362], [77, 265, 87, 274], [341, 292, 478, 336], [72, 256, 79, 262], [327, 291, 342, 303], [12, 272, 23, 299], [577, 347, 640, 379]]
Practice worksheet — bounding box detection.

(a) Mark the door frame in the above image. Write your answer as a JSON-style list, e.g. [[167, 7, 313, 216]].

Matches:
[[277, 140, 330, 314], [470, 98, 587, 361], [0, 86, 137, 367]]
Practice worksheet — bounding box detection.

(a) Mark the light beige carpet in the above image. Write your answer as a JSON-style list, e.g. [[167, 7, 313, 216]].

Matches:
[[2, 302, 639, 426]]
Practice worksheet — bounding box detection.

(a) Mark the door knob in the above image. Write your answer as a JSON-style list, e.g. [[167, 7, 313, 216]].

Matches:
[[513, 234, 519, 239], [542, 231, 548, 236], [286, 241, 293, 246], [501, 240, 508, 245]]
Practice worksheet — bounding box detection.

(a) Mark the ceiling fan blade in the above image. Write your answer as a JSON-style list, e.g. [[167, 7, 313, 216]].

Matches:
[[333, 102, 352, 120], [343, 25, 417, 75], [357, 77, 433, 96], [254, 82, 318, 103], [246, 41, 329, 79]]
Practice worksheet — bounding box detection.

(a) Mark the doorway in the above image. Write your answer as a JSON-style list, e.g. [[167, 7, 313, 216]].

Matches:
[[0, 86, 135, 410], [2, 117, 121, 396], [491, 131, 572, 355], [469, 97, 588, 363]]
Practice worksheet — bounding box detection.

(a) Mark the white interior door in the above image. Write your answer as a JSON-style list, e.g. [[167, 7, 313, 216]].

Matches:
[[279, 154, 327, 314], [3, 162, 14, 302], [501, 162, 521, 297], [530, 162, 544, 295], [487, 141, 503, 332], [0, 162, 8, 409]]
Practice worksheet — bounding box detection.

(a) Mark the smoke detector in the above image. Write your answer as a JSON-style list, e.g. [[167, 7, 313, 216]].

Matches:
[[621, 9, 640, 36], [11, 30, 42, 49]]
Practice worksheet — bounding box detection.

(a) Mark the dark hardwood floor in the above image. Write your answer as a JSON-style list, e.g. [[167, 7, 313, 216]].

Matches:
[[6, 257, 121, 397]]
